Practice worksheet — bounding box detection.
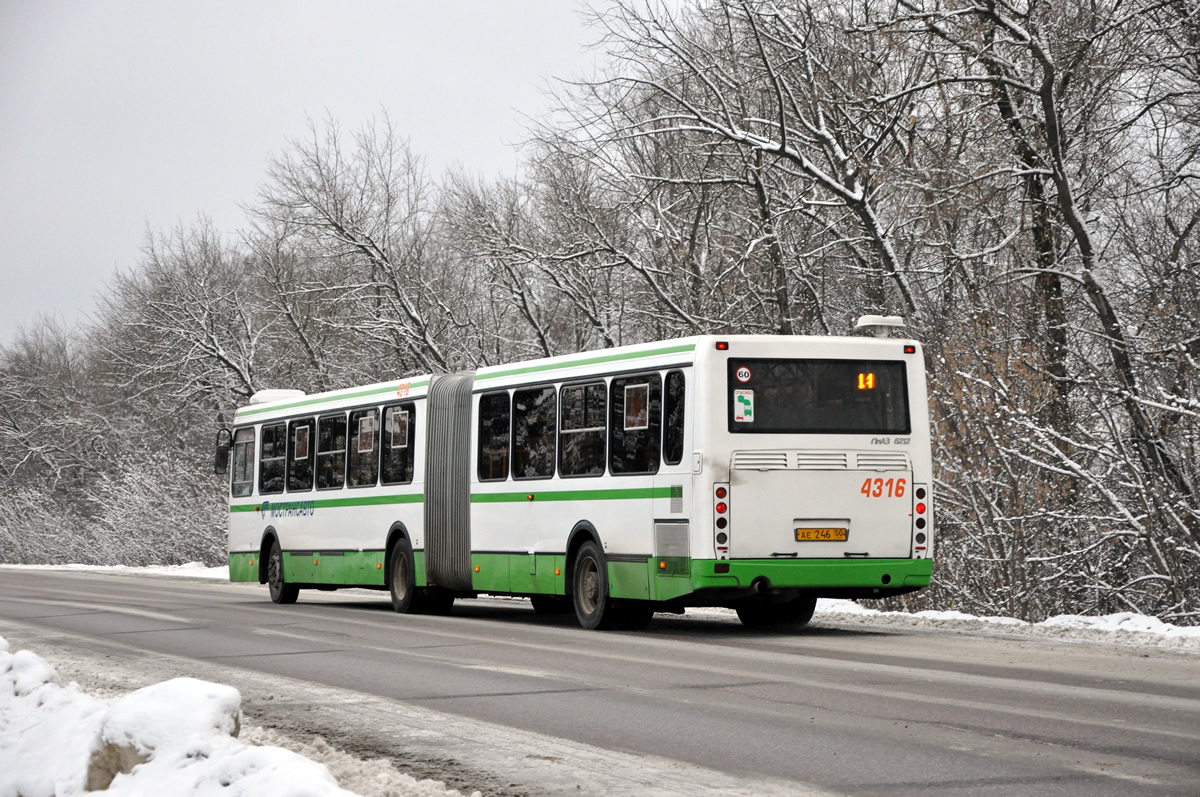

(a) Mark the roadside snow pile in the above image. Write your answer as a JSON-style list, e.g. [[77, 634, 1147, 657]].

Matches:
[[1, 562, 230, 580], [0, 637, 477, 797], [1039, 611, 1200, 637], [809, 599, 1200, 650]]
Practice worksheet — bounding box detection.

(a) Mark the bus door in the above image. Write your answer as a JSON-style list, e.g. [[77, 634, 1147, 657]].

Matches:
[[652, 369, 691, 580]]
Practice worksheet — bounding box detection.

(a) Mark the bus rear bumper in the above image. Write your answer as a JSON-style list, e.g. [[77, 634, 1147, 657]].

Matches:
[[690, 557, 932, 597]]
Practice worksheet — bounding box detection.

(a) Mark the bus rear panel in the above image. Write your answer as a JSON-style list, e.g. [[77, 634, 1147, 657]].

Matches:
[[688, 336, 933, 602]]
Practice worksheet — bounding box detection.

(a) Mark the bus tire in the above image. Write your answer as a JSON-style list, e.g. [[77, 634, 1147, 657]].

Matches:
[[735, 595, 817, 629], [572, 541, 618, 630], [389, 537, 420, 614], [267, 540, 299, 605]]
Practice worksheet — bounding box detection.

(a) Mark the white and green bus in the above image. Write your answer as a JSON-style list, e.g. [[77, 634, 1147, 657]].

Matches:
[[216, 322, 933, 630]]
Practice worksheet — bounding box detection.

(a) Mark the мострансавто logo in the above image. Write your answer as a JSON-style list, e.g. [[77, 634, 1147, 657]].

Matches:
[[258, 500, 316, 520]]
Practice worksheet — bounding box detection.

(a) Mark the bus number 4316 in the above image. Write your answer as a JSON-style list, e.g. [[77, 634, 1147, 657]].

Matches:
[[861, 477, 906, 498]]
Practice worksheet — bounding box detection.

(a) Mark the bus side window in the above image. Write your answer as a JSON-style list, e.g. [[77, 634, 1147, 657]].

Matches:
[[316, 414, 347, 489], [610, 374, 661, 475], [559, 381, 606, 477], [381, 403, 416, 485], [231, 427, 255, 497], [512, 386, 556, 480], [259, 423, 285, 495], [477, 392, 510, 482], [663, 370, 685, 466], [348, 408, 379, 488], [287, 418, 316, 492]]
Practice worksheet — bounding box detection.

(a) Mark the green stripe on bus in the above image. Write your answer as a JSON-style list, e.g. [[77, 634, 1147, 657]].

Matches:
[[234, 379, 431, 420], [476, 342, 695, 382], [471, 486, 673, 503], [229, 493, 424, 513]]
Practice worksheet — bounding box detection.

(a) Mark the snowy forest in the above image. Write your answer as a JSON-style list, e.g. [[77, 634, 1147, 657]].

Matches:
[[2, 0, 1198, 625]]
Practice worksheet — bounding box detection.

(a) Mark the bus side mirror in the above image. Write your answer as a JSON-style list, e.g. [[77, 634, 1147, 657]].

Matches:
[[214, 428, 232, 475]]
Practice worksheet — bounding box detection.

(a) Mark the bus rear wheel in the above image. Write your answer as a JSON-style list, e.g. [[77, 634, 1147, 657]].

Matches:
[[389, 537, 421, 614], [266, 540, 298, 605], [735, 595, 817, 630], [572, 541, 622, 630]]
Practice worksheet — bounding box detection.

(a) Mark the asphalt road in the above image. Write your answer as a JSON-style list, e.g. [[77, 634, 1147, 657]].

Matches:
[[1, 568, 1197, 796]]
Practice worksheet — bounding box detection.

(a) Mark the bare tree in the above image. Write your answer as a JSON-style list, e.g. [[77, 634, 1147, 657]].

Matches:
[[254, 115, 473, 374]]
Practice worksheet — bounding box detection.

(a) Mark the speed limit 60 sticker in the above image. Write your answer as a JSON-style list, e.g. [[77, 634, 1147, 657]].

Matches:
[[735, 366, 752, 383]]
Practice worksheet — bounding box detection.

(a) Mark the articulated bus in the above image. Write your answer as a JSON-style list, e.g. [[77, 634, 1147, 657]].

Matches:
[[215, 321, 933, 630]]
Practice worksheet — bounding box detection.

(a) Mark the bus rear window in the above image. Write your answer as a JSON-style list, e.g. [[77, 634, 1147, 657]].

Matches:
[[728, 358, 909, 434]]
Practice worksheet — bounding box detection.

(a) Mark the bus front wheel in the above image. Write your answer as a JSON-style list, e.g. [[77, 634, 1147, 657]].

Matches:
[[267, 540, 299, 605]]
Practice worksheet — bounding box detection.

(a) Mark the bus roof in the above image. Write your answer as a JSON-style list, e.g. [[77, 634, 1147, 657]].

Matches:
[[231, 333, 917, 423]]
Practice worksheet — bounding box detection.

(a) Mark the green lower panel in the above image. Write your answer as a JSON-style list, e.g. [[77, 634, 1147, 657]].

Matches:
[[360, 550, 386, 586], [414, 550, 427, 587], [228, 552, 258, 582], [507, 553, 538, 594], [472, 553, 512, 592], [550, 555, 567, 595], [690, 558, 933, 591], [607, 560, 650, 600], [285, 552, 317, 583], [284, 550, 386, 586], [653, 569, 695, 602], [472, 553, 567, 596]]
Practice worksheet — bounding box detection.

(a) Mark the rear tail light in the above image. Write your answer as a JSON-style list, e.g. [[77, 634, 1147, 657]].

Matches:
[[713, 483, 730, 559], [912, 486, 931, 557]]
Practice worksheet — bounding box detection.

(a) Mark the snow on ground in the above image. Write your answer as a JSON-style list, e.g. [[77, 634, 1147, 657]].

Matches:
[[2, 562, 231, 580], [694, 597, 1200, 652], [0, 635, 479, 797], [2, 563, 1198, 796]]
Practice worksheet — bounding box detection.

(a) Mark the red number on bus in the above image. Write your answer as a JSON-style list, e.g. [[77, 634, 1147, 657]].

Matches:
[[860, 477, 907, 498]]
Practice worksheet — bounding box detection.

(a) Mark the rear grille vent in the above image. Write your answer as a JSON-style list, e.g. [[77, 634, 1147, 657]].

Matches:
[[795, 452, 849, 470], [855, 452, 911, 470], [731, 451, 790, 470], [732, 450, 911, 471], [655, 523, 690, 558]]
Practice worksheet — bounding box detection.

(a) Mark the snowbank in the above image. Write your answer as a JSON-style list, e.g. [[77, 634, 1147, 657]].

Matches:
[[812, 598, 1200, 650], [0, 562, 230, 580], [679, 598, 1200, 651], [0, 637, 476, 797]]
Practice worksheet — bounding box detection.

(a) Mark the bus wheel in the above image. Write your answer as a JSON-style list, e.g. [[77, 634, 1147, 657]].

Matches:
[[572, 541, 617, 630], [735, 595, 817, 629], [267, 540, 298, 605], [389, 538, 419, 613]]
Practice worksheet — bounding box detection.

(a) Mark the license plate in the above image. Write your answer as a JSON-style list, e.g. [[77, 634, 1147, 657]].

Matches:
[[795, 527, 848, 542]]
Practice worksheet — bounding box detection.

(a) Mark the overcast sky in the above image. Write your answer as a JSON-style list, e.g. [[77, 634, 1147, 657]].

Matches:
[[0, 1, 599, 344]]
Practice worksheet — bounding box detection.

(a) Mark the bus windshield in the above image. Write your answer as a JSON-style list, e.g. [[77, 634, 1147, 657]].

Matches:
[[727, 358, 910, 434]]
